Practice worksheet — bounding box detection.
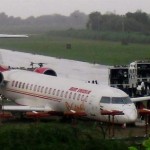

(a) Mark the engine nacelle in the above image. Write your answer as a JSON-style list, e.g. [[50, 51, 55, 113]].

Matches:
[[0, 65, 9, 72], [34, 67, 57, 76]]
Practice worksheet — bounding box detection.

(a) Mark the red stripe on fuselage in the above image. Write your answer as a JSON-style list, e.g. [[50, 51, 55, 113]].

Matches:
[[6, 88, 62, 102]]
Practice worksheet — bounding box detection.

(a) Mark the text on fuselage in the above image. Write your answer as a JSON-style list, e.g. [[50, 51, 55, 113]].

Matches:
[[69, 87, 91, 94]]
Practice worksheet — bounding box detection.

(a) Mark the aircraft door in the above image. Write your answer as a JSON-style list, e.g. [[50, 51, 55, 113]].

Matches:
[[87, 95, 98, 118]]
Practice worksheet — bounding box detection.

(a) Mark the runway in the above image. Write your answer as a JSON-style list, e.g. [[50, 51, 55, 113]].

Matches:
[[0, 48, 110, 85]]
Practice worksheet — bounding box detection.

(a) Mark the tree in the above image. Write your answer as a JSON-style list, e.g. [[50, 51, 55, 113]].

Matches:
[[87, 12, 102, 31], [101, 14, 123, 31], [125, 10, 150, 32], [126, 10, 149, 24]]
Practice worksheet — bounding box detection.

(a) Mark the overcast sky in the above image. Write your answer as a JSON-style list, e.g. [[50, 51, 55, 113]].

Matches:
[[0, 0, 150, 18]]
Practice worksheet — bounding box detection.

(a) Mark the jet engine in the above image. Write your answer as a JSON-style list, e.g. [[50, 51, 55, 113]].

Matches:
[[34, 67, 57, 76]]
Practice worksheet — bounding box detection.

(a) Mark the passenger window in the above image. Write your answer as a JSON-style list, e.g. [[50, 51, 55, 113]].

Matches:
[[57, 90, 60, 96], [18, 82, 22, 88], [48, 88, 52, 94], [30, 84, 33, 90], [34, 85, 37, 91], [100, 97, 111, 103], [53, 89, 56, 95], [84, 95, 88, 102], [41, 86, 44, 93], [15, 81, 18, 87], [22, 83, 25, 89], [60, 91, 64, 97], [37, 86, 41, 92], [12, 81, 15, 87], [69, 92, 72, 99], [45, 87, 48, 93], [77, 94, 81, 100], [81, 95, 84, 101], [73, 93, 76, 100], [65, 91, 68, 98], [26, 83, 29, 89]]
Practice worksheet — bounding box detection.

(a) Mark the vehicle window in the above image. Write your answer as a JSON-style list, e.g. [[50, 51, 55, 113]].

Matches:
[[100, 97, 111, 103]]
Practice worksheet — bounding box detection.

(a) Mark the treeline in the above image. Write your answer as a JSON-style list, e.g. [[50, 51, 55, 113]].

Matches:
[[0, 11, 88, 33], [87, 10, 150, 33], [1, 10, 150, 43], [0, 10, 150, 34]]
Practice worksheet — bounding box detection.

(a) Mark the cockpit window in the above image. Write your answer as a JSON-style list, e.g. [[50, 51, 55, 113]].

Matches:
[[112, 97, 132, 104], [100, 97, 132, 104], [100, 97, 111, 103]]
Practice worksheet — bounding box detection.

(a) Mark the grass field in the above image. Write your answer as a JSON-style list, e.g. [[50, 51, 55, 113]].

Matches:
[[0, 119, 132, 150], [0, 34, 150, 65]]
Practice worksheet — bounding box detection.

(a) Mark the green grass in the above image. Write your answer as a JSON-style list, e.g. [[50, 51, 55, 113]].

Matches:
[[0, 34, 150, 65], [0, 121, 129, 150]]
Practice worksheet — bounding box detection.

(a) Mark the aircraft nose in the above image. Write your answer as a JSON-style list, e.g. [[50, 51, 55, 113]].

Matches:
[[124, 108, 137, 123]]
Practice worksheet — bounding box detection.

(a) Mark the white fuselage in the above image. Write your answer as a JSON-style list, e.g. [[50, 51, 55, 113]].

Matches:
[[0, 70, 137, 124]]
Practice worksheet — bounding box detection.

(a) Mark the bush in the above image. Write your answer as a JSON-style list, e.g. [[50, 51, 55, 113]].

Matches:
[[0, 123, 129, 150]]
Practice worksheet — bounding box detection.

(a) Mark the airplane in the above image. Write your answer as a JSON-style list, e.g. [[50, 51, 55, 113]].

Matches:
[[0, 66, 138, 124]]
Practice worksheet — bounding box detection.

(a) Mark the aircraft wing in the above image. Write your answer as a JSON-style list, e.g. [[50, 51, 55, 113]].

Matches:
[[131, 96, 150, 102], [2, 105, 52, 112], [2, 105, 86, 117], [0, 34, 28, 38]]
